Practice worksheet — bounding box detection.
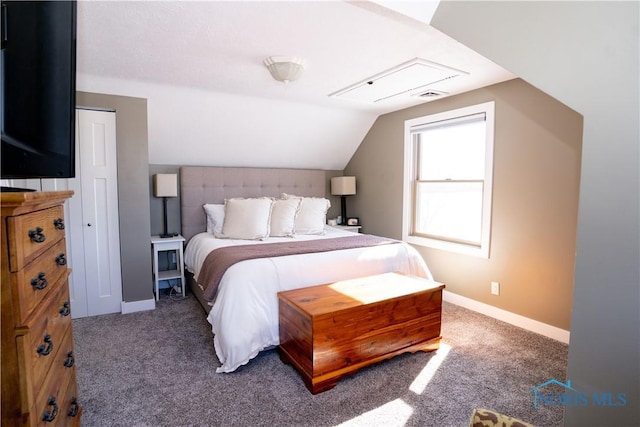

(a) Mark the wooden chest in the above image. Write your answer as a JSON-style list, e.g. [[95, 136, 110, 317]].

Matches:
[[1, 191, 82, 426], [278, 272, 445, 394]]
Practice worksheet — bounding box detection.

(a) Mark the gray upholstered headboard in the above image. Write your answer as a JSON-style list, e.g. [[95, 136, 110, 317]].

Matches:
[[180, 166, 327, 242]]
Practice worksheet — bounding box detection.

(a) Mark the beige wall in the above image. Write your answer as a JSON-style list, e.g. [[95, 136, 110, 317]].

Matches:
[[345, 78, 582, 330], [76, 92, 153, 302], [432, 3, 638, 425]]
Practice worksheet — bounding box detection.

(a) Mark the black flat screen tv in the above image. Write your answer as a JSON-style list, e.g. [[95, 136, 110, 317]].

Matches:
[[1, 0, 77, 184]]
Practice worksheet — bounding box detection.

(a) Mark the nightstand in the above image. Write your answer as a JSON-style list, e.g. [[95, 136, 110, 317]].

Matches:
[[332, 225, 362, 233], [151, 234, 186, 301]]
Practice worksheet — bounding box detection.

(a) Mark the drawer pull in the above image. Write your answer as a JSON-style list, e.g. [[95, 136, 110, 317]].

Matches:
[[64, 351, 75, 368], [37, 334, 54, 356], [28, 227, 46, 243], [53, 217, 65, 230], [68, 397, 79, 417], [59, 301, 71, 317], [55, 253, 67, 266], [31, 272, 48, 290], [67, 396, 80, 417], [42, 396, 59, 423]]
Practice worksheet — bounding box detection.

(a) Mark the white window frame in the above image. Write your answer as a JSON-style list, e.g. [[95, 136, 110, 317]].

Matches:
[[402, 101, 495, 258]]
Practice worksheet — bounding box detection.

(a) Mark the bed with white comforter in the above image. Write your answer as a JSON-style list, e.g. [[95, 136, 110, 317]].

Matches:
[[178, 166, 434, 373], [184, 226, 432, 373]]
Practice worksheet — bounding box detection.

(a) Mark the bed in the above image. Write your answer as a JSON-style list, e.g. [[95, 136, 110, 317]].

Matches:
[[180, 166, 433, 373]]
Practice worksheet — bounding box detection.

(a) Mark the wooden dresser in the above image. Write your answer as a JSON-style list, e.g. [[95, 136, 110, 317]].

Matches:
[[278, 272, 445, 394], [1, 191, 81, 426]]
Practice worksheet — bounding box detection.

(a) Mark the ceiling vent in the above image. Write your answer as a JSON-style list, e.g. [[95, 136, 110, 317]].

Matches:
[[416, 89, 448, 98], [330, 58, 468, 103]]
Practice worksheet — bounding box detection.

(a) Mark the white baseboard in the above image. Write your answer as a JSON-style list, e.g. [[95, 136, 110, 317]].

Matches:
[[443, 290, 570, 344], [121, 298, 156, 314]]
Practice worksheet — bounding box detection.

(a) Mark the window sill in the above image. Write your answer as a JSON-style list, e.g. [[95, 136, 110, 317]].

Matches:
[[404, 234, 489, 258]]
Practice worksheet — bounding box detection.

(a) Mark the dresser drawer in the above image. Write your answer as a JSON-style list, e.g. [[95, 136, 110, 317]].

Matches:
[[12, 239, 70, 323], [24, 284, 73, 389], [35, 346, 80, 427], [32, 320, 76, 402], [35, 356, 75, 426], [7, 205, 67, 272]]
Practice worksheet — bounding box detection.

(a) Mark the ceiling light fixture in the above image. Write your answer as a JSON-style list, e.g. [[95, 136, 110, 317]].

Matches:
[[263, 56, 306, 84]]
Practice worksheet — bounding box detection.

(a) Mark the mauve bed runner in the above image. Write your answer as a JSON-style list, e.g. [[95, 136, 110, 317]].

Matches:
[[198, 234, 399, 301]]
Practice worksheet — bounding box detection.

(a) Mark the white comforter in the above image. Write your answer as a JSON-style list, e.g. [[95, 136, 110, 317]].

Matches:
[[184, 226, 433, 373]]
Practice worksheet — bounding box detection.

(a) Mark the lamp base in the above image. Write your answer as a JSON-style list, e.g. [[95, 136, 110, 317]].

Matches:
[[160, 197, 176, 238], [340, 195, 348, 225]]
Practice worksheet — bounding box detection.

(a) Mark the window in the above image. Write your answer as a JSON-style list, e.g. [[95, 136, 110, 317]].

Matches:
[[403, 102, 495, 258]]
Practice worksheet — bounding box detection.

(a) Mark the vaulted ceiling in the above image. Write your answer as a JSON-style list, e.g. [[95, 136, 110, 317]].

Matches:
[[76, 1, 515, 170]]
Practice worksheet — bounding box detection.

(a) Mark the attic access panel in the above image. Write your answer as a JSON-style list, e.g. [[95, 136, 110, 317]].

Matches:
[[330, 58, 468, 103]]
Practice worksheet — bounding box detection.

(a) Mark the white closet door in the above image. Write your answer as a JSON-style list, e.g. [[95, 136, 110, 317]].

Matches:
[[5, 109, 123, 318], [41, 175, 88, 318], [76, 108, 123, 316]]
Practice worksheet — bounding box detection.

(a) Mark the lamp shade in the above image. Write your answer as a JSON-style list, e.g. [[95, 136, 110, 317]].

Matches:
[[331, 176, 356, 196], [153, 174, 177, 198]]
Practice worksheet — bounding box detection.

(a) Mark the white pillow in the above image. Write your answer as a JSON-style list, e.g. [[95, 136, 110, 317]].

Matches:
[[281, 193, 330, 235], [203, 204, 225, 234], [269, 197, 301, 237], [216, 197, 274, 240]]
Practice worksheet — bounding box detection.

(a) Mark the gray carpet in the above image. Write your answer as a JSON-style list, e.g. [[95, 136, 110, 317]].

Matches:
[[73, 294, 567, 427]]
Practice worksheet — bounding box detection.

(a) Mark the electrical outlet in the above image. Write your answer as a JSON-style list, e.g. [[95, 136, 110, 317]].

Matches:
[[170, 252, 177, 264], [491, 281, 500, 295]]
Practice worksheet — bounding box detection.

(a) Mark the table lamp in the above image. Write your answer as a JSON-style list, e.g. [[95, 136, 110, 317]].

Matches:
[[153, 174, 178, 238], [331, 176, 356, 224]]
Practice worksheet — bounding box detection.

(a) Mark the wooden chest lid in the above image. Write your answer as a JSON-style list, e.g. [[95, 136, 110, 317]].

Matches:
[[278, 272, 444, 316]]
